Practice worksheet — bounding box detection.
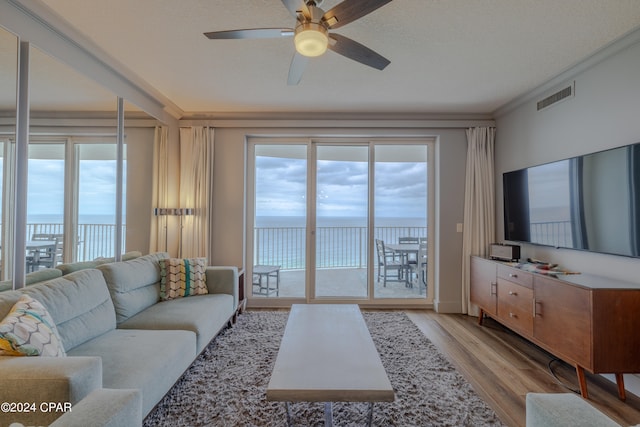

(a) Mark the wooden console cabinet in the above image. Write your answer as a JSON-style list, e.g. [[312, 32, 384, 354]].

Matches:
[[471, 256, 640, 400]]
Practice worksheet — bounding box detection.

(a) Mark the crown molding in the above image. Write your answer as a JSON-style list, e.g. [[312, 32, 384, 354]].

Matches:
[[179, 111, 495, 128]]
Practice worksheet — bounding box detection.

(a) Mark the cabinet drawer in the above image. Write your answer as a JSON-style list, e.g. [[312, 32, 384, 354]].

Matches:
[[498, 279, 534, 335], [534, 276, 591, 368], [470, 257, 498, 316], [497, 265, 533, 289]]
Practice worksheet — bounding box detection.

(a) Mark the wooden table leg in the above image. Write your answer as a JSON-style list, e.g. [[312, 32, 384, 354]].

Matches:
[[615, 373, 626, 401], [477, 308, 485, 326], [576, 365, 589, 399]]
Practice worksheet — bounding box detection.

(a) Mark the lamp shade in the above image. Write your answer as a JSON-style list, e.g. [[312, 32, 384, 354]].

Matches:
[[294, 23, 328, 57]]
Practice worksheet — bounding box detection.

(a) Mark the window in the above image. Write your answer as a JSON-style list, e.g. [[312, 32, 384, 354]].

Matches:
[[247, 138, 435, 305]]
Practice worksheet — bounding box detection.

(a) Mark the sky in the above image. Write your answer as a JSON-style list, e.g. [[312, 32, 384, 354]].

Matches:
[[23, 159, 125, 220], [255, 155, 428, 219]]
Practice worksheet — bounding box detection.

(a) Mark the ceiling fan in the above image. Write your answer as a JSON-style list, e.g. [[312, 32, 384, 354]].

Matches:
[[203, 0, 393, 85]]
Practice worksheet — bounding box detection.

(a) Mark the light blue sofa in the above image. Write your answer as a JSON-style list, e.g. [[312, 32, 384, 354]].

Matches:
[[526, 393, 622, 427], [0, 252, 238, 426]]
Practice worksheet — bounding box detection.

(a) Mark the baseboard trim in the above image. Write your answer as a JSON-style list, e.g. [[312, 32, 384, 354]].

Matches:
[[433, 299, 462, 313]]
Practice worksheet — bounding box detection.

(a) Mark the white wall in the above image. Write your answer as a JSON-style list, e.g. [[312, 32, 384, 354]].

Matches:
[[495, 35, 640, 283], [495, 31, 640, 396], [124, 126, 155, 254], [207, 123, 473, 312]]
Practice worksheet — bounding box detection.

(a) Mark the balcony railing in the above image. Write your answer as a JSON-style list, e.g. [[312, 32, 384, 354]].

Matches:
[[530, 221, 573, 248], [27, 223, 126, 261], [254, 225, 427, 270]]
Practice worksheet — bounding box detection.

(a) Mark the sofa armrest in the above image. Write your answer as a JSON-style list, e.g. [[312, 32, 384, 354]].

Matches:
[[0, 356, 102, 426], [50, 388, 142, 427], [526, 393, 621, 427], [205, 266, 238, 309]]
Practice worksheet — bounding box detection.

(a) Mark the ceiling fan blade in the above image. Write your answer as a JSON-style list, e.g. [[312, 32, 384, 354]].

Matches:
[[287, 52, 310, 85], [328, 33, 390, 70], [280, 0, 305, 18], [322, 0, 393, 29], [204, 28, 294, 40]]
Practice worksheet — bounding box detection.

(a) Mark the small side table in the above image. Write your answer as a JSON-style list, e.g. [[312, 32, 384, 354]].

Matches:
[[233, 268, 245, 324], [252, 265, 281, 297]]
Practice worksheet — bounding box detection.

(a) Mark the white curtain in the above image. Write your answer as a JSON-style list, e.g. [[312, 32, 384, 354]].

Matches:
[[179, 126, 214, 259], [150, 126, 169, 253], [461, 127, 496, 315]]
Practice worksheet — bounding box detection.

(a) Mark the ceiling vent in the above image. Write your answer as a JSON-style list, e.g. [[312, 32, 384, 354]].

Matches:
[[537, 81, 575, 111]]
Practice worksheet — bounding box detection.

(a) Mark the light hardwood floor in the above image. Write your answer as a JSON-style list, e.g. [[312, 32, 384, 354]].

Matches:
[[405, 310, 640, 427]]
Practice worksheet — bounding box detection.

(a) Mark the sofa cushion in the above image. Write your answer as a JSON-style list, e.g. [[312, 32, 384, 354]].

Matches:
[[98, 252, 169, 324], [94, 250, 144, 264], [0, 294, 66, 357], [0, 269, 64, 293], [68, 328, 196, 416], [159, 257, 208, 300], [26, 268, 63, 285], [119, 293, 234, 353], [57, 252, 144, 276], [0, 269, 116, 352], [56, 260, 109, 275], [0, 281, 11, 293]]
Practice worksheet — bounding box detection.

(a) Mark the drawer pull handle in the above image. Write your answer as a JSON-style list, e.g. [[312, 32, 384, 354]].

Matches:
[[490, 282, 497, 296], [509, 312, 517, 318], [509, 291, 518, 296], [509, 273, 518, 278]]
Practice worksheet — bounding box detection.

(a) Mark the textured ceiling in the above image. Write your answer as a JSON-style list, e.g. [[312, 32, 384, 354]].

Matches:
[[16, 0, 640, 115]]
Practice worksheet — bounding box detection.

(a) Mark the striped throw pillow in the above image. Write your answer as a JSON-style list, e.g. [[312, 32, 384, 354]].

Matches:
[[159, 258, 208, 301]]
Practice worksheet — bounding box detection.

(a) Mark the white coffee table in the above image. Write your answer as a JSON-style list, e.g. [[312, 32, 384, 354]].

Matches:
[[266, 304, 394, 426]]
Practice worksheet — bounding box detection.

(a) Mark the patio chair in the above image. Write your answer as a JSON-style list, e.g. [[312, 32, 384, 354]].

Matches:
[[410, 241, 428, 291], [51, 233, 64, 263], [375, 239, 404, 286], [398, 236, 419, 283], [27, 239, 60, 271], [31, 233, 64, 265]]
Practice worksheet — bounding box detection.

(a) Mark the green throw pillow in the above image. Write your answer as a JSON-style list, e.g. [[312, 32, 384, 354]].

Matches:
[[0, 294, 66, 357], [159, 258, 208, 301]]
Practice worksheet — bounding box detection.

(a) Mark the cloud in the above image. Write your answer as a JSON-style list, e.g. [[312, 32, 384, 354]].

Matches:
[[255, 155, 427, 219], [25, 159, 124, 218]]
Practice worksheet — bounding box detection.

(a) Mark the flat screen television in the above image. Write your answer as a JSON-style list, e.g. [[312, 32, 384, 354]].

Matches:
[[503, 142, 640, 258]]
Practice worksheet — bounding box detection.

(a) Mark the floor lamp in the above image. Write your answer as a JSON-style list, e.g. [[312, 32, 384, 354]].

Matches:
[[153, 208, 172, 252], [154, 208, 195, 256], [175, 208, 194, 258]]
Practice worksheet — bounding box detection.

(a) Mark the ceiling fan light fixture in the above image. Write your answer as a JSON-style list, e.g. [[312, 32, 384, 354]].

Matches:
[[294, 23, 328, 57]]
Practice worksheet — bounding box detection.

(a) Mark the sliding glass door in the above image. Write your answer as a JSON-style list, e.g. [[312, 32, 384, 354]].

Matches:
[[251, 144, 308, 299], [315, 145, 369, 298], [248, 138, 433, 305], [374, 145, 428, 298], [77, 143, 127, 260]]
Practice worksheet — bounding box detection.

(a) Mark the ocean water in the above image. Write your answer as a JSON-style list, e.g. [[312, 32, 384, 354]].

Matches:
[[254, 216, 427, 269], [27, 214, 124, 225], [256, 216, 426, 228]]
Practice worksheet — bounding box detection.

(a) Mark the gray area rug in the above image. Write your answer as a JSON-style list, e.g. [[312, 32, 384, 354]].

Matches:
[[144, 311, 504, 426]]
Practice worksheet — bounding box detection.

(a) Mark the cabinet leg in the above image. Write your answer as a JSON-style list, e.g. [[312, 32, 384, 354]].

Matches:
[[615, 373, 626, 401], [576, 366, 589, 399], [478, 309, 485, 326]]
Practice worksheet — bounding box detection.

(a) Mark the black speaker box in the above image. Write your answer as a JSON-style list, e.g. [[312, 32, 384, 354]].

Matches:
[[489, 243, 521, 261]]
